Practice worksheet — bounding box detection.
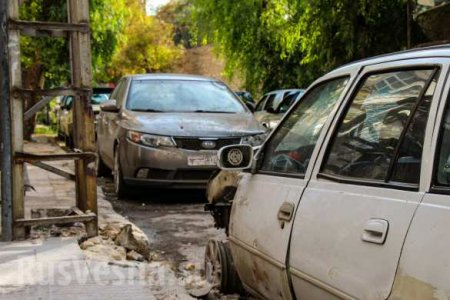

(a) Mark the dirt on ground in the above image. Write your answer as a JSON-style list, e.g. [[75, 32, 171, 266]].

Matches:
[[99, 178, 226, 285]]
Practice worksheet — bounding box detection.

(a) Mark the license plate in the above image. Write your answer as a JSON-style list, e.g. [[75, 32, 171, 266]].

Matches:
[[187, 155, 218, 166]]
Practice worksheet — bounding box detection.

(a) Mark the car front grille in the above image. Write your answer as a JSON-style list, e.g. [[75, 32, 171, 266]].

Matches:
[[174, 138, 241, 150]]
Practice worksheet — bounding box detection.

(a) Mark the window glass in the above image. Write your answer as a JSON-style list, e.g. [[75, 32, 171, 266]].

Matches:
[[265, 94, 277, 112], [90, 93, 110, 105], [434, 89, 450, 186], [64, 96, 74, 110], [260, 77, 349, 175], [255, 96, 268, 111], [277, 91, 303, 114], [110, 80, 123, 101], [126, 80, 245, 113], [322, 69, 435, 181], [391, 74, 438, 184]]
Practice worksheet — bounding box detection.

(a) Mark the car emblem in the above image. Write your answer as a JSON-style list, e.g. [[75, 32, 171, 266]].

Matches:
[[201, 140, 216, 149]]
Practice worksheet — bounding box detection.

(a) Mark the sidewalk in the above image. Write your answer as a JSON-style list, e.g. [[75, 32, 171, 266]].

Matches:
[[0, 141, 194, 300]]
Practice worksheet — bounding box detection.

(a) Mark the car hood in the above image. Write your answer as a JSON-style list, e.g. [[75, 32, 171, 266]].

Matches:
[[122, 111, 266, 137], [254, 112, 283, 129]]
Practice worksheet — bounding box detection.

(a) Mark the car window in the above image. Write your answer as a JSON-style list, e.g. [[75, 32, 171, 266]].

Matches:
[[256, 95, 268, 111], [109, 80, 122, 101], [277, 91, 303, 114], [126, 80, 245, 113], [64, 96, 74, 110], [322, 69, 436, 182], [391, 73, 438, 184], [90, 93, 110, 105], [434, 89, 450, 187], [264, 94, 277, 112], [260, 77, 349, 175]]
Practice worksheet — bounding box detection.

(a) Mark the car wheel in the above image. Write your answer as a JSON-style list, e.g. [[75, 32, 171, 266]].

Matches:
[[113, 149, 128, 199], [204, 239, 244, 295]]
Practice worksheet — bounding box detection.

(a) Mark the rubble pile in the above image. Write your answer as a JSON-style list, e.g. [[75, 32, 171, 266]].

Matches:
[[81, 223, 151, 262]]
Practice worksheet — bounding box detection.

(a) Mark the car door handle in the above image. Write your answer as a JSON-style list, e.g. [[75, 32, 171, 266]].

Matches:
[[277, 202, 295, 222], [362, 219, 389, 245]]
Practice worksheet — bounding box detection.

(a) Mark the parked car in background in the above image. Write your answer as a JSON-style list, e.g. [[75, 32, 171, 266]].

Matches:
[[205, 45, 450, 299], [254, 89, 305, 129], [57, 87, 113, 147], [96, 74, 267, 198], [235, 91, 255, 108]]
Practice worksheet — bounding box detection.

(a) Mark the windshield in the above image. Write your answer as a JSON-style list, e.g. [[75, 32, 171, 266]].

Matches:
[[90, 93, 110, 105], [126, 80, 246, 113]]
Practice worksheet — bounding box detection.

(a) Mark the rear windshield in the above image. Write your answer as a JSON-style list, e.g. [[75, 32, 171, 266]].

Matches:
[[126, 80, 246, 113]]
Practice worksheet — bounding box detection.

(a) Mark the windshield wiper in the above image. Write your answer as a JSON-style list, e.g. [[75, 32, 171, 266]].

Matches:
[[132, 108, 165, 112]]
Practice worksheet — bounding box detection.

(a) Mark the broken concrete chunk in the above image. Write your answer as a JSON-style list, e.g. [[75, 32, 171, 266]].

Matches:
[[114, 224, 151, 258], [126, 250, 144, 262], [85, 244, 127, 261]]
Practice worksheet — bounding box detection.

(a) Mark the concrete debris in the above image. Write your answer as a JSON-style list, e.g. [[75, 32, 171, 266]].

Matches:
[[101, 223, 121, 240], [84, 244, 127, 261], [184, 263, 196, 271], [126, 250, 145, 262], [115, 224, 151, 258]]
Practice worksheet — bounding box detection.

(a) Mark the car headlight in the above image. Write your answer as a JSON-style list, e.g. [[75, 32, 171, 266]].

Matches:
[[127, 131, 176, 147], [241, 133, 268, 146]]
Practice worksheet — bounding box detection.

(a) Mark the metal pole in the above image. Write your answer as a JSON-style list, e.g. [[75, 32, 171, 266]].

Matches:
[[0, 0, 13, 241]]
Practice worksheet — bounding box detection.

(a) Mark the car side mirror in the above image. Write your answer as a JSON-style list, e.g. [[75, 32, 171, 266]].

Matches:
[[217, 144, 254, 170], [100, 99, 119, 113], [245, 101, 255, 112]]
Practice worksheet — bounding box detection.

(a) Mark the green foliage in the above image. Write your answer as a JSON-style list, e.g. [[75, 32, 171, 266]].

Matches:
[[110, 1, 184, 77], [192, 0, 416, 94], [157, 0, 195, 48], [19, 0, 129, 86]]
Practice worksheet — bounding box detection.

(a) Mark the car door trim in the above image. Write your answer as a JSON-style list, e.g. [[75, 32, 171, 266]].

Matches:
[[289, 267, 356, 300], [228, 235, 285, 269]]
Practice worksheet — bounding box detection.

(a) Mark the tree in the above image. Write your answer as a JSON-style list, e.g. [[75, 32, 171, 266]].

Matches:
[[110, 1, 184, 77], [192, 0, 422, 94], [157, 0, 194, 48], [19, 0, 128, 138]]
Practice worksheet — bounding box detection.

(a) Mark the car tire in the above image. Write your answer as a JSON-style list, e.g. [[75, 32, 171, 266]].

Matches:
[[113, 149, 128, 199], [204, 239, 244, 295]]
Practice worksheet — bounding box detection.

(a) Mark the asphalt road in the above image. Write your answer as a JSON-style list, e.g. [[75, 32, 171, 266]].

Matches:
[[99, 178, 226, 280]]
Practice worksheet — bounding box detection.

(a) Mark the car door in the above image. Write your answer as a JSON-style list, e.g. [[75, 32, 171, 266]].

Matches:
[[289, 59, 445, 300], [390, 66, 450, 298], [229, 74, 355, 300], [98, 78, 128, 167]]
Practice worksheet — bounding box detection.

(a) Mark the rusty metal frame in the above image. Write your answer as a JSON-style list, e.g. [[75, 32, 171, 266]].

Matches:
[[1, 0, 98, 241]]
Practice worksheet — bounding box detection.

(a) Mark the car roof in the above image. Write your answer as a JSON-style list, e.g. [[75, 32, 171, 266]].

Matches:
[[329, 44, 450, 76], [126, 73, 219, 82]]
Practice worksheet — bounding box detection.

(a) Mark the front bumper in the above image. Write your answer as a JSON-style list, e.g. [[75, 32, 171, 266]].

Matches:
[[119, 139, 218, 189]]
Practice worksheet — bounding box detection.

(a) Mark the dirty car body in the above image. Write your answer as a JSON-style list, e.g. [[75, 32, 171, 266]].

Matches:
[[209, 46, 450, 299], [96, 74, 266, 195]]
